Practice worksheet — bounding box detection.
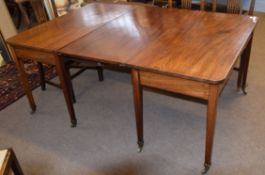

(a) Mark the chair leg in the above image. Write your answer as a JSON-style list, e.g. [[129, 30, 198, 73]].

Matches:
[[38, 61, 76, 103], [97, 66, 104, 82], [10, 149, 24, 175], [65, 64, 76, 103], [37, 62, 46, 91]]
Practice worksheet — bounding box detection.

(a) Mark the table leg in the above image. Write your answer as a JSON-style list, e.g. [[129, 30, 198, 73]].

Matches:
[[241, 34, 253, 95], [55, 55, 77, 127], [203, 85, 219, 174], [237, 55, 244, 91], [37, 62, 46, 91], [10, 47, 36, 113], [65, 63, 76, 103], [237, 33, 253, 94], [131, 69, 144, 152]]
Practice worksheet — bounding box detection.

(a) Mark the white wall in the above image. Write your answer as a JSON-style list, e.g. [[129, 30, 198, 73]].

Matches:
[[0, 1, 17, 64], [0, 0, 17, 39], [255, 0, 265, 12]]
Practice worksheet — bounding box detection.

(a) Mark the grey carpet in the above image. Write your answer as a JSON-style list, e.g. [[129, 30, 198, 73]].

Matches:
[[1, 12, 265, 175]]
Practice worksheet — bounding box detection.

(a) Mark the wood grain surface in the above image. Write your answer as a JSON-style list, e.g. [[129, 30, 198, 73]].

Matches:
[[7, 3, 134, 51], [60, 5, 257, 84]]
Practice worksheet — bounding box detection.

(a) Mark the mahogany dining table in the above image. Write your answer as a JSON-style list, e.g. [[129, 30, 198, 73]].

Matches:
[[7, 2, 257, 173]]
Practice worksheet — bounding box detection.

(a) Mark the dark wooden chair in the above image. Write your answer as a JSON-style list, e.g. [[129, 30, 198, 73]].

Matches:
[[154, 0, 256, 16], [17, 0, 104, 102], [0, 148, 24, 175], [4, 0, 31, 29], [172, 0, 255, 15], [167, 0, 256, 95]]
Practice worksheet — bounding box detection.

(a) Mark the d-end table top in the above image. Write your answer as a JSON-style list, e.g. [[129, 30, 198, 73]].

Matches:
[[60, 4, 258, 84], [7, 3, 135, 52]]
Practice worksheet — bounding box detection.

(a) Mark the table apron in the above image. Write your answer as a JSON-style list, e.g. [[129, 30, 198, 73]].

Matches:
[[13, 46, 57, 65], [139, 70, 211, 100]]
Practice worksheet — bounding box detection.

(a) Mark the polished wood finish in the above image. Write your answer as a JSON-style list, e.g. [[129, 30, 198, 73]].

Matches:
[[9, 46, 37, 113], [237, 34, 253, 94], [8, 3, 134, 51], [127, 10, 256, 84], [12, 47, 57, 64], [8, 3, 257, 170], [62, 7, 256, 83], [204, 85, 219, 167], [7, 3, 135, 126], [140, 71, 209, 100], [131, 69, 144, 150], [0, 149, 24, 175], [249, 0, 256, 15], [55, 55, 77, 127], [59, 3, 257, 171]]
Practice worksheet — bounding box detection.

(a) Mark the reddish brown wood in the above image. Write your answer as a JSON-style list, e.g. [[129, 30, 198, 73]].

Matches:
[[37, 62, 46, 90], [140, 70, 209, 100], [249, 0, 256, 15], [237, 33, 254, 93], [127, 9, 256, 84], [204, 85, 219, 168], [7, 3, 134, 51], [241, 33, 254, 94], [55, 55, 77, 127], [168, 0, 173, 8], [61, 6, 256, 84], [7, 3, 135, 126], [59, 4, 257, 170], [131, 69, 144, 150], [7, 3, 257, 169], [12, 47, 57, 65], [59, 7, 158, 64], [9, 46, 36, 113]]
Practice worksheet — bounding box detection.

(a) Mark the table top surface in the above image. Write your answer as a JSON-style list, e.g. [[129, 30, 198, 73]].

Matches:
[[8, 2, 258, 84], [60, 3, 257, 83], [7, 3, 134, 52]]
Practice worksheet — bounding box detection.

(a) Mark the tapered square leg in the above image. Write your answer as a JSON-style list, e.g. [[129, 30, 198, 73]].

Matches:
[[237, 33, 253, 95], [55, 55, 77, 127], [203, 85, 219, 174], [131, 69, 144, 152], [10, 46, 36, 113]]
